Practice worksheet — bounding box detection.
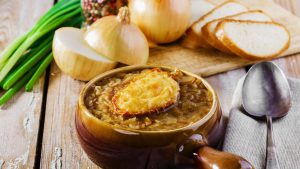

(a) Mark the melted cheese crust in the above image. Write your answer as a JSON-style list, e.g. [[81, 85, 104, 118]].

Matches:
[[112, 69, 180, 117]]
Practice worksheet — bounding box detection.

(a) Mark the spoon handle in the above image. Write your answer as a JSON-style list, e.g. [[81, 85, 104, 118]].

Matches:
[[266, 116, 280, 169]]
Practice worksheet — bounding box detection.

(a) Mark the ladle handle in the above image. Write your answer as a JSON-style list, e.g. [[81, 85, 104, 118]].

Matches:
[[176, 134, 254, 169], [195, 146, 254, 169], [266, 116, 280, 169]]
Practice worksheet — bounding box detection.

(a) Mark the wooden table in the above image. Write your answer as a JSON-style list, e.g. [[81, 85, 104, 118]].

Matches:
[[0, 0, 299, 168]]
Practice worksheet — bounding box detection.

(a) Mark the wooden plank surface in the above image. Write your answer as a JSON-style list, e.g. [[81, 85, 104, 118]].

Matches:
[[39, 0, 300, 169], [40, 64, 98, 169], [148, 0, 300, 77], [272, 0, 300, 79], [0, 0, 54, 168]]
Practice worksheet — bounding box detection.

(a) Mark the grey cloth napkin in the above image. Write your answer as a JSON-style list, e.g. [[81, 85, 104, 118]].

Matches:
[[222, 77, 300, 169]]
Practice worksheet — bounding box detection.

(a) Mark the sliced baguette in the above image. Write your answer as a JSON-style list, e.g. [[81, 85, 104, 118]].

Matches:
[[202, 10, 273, 53], [215, 20, 290, 60], [181, 1, 248, 49], [189, 0, 216, 26]]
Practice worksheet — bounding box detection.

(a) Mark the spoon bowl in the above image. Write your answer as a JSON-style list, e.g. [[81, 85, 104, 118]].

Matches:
[[242, 62, 291, 118], [242, 61, 292, 169]]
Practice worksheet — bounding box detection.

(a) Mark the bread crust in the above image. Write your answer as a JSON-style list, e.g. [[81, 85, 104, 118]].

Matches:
[[202, 21, 233, 53], [215, 20, 291, 60], [181, 28, 213, 49], [182, 1, 247, 49], [202, 10, 271, 54]]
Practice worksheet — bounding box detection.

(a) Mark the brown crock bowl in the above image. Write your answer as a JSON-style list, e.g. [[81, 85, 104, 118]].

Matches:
[[76, 65, 225, 169]]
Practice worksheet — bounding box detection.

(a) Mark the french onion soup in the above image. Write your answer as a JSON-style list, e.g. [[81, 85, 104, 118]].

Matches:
[[85, 68, 213, 131]]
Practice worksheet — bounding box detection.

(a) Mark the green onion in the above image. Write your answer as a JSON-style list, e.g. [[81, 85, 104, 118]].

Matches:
[[2, 36, 53, 90], [0, 62, 40, 106], [0, 34, 27, 70], [0, 0, 80, 69], [0, 0, 81, 83], [26, 53, 53, 91], [1, 15, 83, 90], [0, 51, 35, 88], [28, 0, 80, 37], [0, 50, 34, 88], [0, 0, 83, 105], [24, 17, 84, 91], [35, 3, 80, 32]]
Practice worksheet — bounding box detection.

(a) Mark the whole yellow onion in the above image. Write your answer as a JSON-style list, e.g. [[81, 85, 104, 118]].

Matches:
[[128, 0, 191, 44], [84, 7, 149, 65]]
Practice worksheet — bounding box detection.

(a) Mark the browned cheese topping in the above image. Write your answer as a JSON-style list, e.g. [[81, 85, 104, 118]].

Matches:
[[86, 68, 213, 131]]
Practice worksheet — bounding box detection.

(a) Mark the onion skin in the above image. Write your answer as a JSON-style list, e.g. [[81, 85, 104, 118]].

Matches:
[[53, 45, 117, 81], [128, 0, 191, 44], [84, 7, 149, 65], [53, 28, 117, 81]]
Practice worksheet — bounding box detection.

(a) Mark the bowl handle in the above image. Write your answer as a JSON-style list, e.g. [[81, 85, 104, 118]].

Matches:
[[177, 134, 254, 169]]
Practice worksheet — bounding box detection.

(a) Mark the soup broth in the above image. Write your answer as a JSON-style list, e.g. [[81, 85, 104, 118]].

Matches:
[[85, 68, 213, 131]]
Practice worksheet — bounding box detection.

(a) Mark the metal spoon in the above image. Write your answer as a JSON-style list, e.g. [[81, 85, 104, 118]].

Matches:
[[242, 62, 291, 169]]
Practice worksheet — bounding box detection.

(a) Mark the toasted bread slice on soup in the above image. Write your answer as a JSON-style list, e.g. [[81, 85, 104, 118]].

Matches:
[[202, 10, 273, 53], [215, 20, 290, 60], [112, 68, 180, 117], [181, 1, 248, 49]]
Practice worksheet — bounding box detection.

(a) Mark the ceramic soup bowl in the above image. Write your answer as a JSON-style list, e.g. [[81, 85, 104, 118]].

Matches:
[[76, 65, 225, 169]]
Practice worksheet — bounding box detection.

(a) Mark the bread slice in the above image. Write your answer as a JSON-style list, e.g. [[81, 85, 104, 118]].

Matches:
[[202, 10, 273, 53], [181, 1, 248, 49], [189, 0, 216, 26], [215, 20, 290, 60]]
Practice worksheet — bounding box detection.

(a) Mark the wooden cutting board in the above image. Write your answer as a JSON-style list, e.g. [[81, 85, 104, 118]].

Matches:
[[147, 0, 300, 77]]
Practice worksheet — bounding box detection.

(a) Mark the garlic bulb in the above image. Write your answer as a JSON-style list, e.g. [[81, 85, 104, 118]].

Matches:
[[128, 0, 191, 44], [84, 7, 149, 65]]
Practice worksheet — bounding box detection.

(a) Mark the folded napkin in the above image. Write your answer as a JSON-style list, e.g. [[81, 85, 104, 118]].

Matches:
[[223, 77, 300, 169]]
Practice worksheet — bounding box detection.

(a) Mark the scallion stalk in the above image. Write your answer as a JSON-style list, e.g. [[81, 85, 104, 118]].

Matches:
[[0, 34, 27, 71], [2, 14, 83, 90], [0, 0, 83, 105], [0, 62, 40, 106], [25, 53, 53, 91], [0, 5, 81, 83], [28, 0, 80, 37], [2, 36, 53, 90], [0, 0, 80, 70]]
